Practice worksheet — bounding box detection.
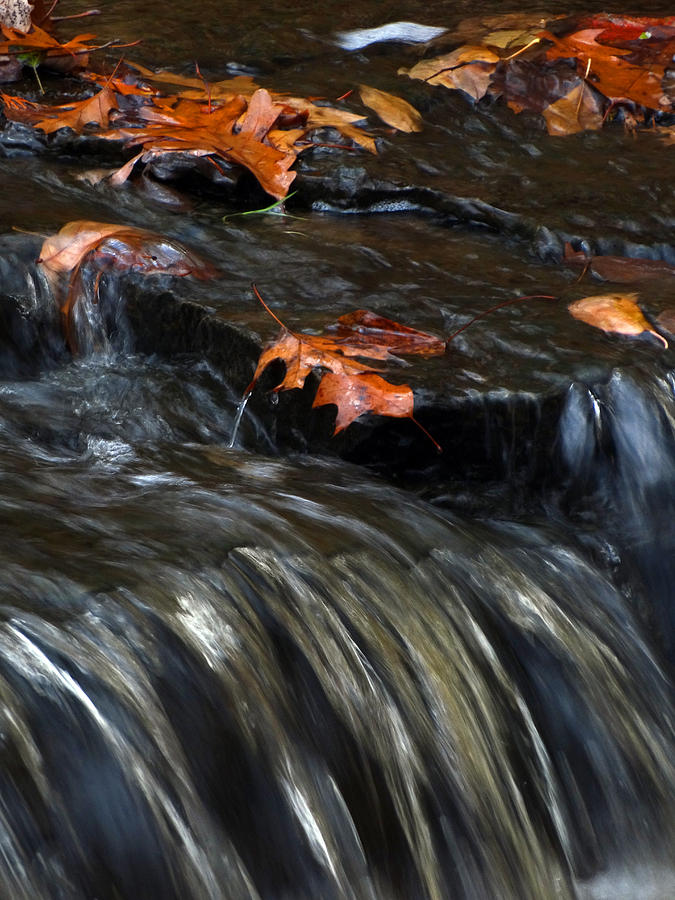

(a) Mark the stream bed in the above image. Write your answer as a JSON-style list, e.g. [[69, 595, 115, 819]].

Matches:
[[0, 2, 674, 898]]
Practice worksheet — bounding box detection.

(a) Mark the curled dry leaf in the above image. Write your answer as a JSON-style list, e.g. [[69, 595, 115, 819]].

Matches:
[[357, 84, 422, 132], [568, 292, 668, 348]]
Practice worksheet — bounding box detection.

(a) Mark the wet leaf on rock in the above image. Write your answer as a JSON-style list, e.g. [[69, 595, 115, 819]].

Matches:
[[4, 86, 119, 133], [327, 309, 445, 357], [313, 372, 415, 432], [568, 292, 668, 347], [563, 243, 675, 282], [247, 286, 441, 447]]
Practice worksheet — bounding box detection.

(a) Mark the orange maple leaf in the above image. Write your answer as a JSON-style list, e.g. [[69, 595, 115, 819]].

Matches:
[[0, 24, 103, 63]]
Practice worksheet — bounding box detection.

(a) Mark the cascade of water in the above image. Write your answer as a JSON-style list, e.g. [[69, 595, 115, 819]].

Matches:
[[0, 421, 671, 898]]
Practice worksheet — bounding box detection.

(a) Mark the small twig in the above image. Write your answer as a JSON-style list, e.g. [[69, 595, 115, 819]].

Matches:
[[36, 0, 60, 25], [573, 260, 592, 284], [411, 417, 442, 453]]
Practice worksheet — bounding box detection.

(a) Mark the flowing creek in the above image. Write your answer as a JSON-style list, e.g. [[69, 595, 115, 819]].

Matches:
[[0, 1, 674, 898]]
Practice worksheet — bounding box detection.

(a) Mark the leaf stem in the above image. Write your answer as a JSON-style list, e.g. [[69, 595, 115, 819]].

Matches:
[[445, 294, 558, 346], [251, 282, 288, 330]]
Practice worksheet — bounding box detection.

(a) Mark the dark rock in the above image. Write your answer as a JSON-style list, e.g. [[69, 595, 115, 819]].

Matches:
[[0, 235, 67, 376]]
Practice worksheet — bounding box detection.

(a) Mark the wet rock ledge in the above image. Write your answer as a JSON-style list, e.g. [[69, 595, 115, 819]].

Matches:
[[2, 232, 675, 499]]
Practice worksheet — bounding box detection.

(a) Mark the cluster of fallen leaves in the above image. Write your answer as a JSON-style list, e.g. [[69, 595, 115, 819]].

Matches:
[[0, 4, 423, 199], [400, 11, 675, 135], [3, 2, 675, 442]]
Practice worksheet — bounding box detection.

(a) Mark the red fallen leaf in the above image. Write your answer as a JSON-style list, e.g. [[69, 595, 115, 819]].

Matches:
[[569, 14, 675, 49], [38, 220, 217, 349], [246, 327, 383, 396], [568, 292, 668, 347], [236, 88, 294, 140], [327, 309, 445, 356], [564, 243, 675, 282], [540, 22, 672, 111]]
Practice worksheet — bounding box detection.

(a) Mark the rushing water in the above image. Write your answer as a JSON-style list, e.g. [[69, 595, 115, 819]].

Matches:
[[1, 1, 674, 898]]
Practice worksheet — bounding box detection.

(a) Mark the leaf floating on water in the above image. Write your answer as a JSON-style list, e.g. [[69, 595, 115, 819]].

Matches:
[[568, 293, 668, 348], [400, 46, 500, 101], [400, 12, 675, 132], [358, 84, 423, 132]]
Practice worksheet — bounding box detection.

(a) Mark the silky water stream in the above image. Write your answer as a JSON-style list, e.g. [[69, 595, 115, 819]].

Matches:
[[0, 1, 674, 898]]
